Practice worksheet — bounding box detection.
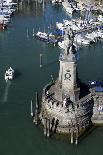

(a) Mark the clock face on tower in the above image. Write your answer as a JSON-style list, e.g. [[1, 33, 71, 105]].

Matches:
[[64, 70, 71, 80]]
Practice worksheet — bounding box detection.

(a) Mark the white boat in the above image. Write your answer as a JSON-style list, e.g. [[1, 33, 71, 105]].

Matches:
[[85, 32, 96, 43], [98, 15, 103, 23], [0, 13, 10, 24], [62, 1, 75, 15], [58, 40, 78, 50], [35, 31, 57, 43], [74, 34, 91, 46], [56, 22, 64, 30], [35, 31, 48, 40], [66, 7, 74, 15], [97, 30, 103, 39], [5, 67, 14, 81], [52, 0, 62, 5]]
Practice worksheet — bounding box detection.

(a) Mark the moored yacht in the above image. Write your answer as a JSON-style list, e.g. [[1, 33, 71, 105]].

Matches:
[[52, 0, 62, 5], [58, 40, 78, 50], [98, 15, 103, 23], [5, 67, 14, 81], [74, 34, 92, 46], [35, 31, 48, 40], [35, 31, 58, 44]]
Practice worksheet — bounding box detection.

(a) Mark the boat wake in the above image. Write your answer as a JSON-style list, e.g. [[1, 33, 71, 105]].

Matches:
[[3, 81, 11, 103]]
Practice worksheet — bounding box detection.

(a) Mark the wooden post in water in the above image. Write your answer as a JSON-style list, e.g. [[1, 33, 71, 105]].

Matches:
[[42, 0, 44, 12], [26, 28, 29, 38], [33, 28, 35, 37], [70, 119, 74, 144], [27, 0, 30, 5], [40, 54, 43, 68], [75, 129, 78, 145], [30, 99, 34, 117], [35, 91, 39, 109], [47, 119, 50, 137], [51, 74, 54, 83], [44, 117, 47, 136], [33, 92, 39, 125], [70, 129, 74, 144]]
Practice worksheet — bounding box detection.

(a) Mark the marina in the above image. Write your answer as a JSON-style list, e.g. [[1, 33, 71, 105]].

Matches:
[[0, 0, 103, 154], [0, 0, 17, 30]]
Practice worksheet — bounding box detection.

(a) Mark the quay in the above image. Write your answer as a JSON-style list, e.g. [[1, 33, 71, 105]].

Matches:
[[0, 0, 17, 30]]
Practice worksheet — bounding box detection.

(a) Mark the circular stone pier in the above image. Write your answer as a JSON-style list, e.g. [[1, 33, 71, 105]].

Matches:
[[38, 32, 94, 144]]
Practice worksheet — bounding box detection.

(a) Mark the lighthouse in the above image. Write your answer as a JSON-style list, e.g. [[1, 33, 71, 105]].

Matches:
[[59, 30, 80, 102]]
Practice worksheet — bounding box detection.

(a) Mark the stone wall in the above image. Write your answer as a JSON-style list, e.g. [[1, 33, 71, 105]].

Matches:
[[92, 92, 103, 124]]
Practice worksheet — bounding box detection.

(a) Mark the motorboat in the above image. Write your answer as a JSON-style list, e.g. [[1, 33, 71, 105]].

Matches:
[[85, 32, 96, 43], [58, 40, 78, 50], [56, 22, 64, 30], [98, 15, 103, 23], [35, 31, 58, 43], [66, 7, 74, 15], [5, 67, 14, 81], [35, 31, 48, 40], [88, 81, 103, 92], [62, 1, 75, 15], [0, 14, 10, 24], [74, 34, 91, 46], [97, 30, 103, 39], [52, 0, 62, 5], [88, 81, 103, 87]]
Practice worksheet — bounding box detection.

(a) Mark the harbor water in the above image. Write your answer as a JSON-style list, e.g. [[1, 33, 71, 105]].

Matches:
[[0, 1, 103, 154]]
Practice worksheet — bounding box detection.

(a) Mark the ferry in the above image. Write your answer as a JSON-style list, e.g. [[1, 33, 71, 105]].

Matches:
[[5, 67, 14, 81]]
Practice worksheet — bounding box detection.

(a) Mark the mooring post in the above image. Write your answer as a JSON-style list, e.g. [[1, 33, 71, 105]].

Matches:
[[47, 119, 50, 137], [70, 129, 74, 144], [26, 28, 29, 38], [35, 91, 39, 110], [51, 74, 54, 83], [30, 99, 34, 117], [33, 92, 39, 125], [75, 128, 78, 145], [33, 28, 35, 37], [44, 117, 47, 136], [40, 54, 43, 68], [42, 0, 44, 12]]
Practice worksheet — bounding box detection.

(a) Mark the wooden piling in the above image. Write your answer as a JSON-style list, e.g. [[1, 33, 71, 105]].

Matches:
[[33, 92, 39, 125], [26, 28, 29, 38], [30, 100, 34, 117], [33, 28, 35, 37], [35, 91, 39, 109], [51, 74, 54, 83], [75, 129, 78, 145], [40, 54, 43, 68], [42, 0, 44, 11], [34, 108, 38, 125], [47, 119, 50, 137], [44, 118, 47, 136], [70, 129, 74, 144]]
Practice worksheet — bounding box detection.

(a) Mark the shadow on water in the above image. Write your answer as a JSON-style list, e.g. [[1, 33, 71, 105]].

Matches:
[[13, 69, 22, 80], [78, 79, 90, 98]]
